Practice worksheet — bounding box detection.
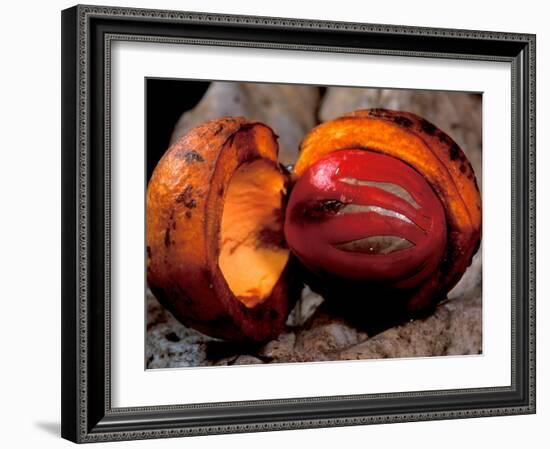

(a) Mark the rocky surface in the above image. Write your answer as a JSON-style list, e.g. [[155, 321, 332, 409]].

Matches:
[[146, 291, 216, 369], [146, 85, 483, 369], [169, 82, 320, 166], [146, 251, 481, 368]]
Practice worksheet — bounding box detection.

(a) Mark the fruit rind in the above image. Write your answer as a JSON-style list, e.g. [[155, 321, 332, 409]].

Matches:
[[294, 109, 481, 311], [147, 117, 294, 342]]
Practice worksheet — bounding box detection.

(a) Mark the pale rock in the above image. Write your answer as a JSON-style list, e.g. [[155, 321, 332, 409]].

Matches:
[[286, 285, 325, 327], [170, 82, 320, 166], [145, 290, 216, 369], [338, 292, 481, 360]]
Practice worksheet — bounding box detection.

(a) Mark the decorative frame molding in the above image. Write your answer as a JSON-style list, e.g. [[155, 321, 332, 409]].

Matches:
[[61, 4, 536, 443]]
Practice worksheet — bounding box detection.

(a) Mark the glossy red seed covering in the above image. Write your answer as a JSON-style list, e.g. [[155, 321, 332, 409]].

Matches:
[[284, 149, 447, 289]]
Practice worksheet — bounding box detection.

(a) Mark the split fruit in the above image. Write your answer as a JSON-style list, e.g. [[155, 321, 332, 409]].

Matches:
[[147, 109, 482, 341], [286, 109, 481, 314], [284, 149, 447, 290], [146, 117, 296, 342]]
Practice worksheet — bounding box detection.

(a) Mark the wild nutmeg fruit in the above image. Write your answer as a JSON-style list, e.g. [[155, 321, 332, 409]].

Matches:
[[285, 149, 447, 289], [148, 109, 481, 341], [285, 109, 481, 316], [146, 117, 296, 342]]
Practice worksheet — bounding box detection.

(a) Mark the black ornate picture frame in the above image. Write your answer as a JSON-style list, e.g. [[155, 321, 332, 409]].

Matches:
[[61, 4, 536, 443]]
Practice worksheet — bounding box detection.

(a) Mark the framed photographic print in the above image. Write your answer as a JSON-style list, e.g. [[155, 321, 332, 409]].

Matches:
[[61, 4, 536, 443]]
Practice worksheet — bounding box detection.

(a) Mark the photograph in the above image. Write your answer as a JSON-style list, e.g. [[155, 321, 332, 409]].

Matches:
[[1, 0, 545, 446], [58, 4, 536, 443], [145, 79, 483, 369]]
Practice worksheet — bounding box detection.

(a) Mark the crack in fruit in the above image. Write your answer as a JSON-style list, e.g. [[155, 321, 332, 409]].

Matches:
[[335, 235, 414, 255], [338, 204, 416, 227], [339, 178, 421, 209]]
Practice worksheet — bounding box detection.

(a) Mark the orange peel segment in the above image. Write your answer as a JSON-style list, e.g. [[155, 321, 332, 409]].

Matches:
[[147, 117, 294, 342]]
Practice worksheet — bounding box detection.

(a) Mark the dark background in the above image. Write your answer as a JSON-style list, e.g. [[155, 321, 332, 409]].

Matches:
[[146, 79, 209, 182]]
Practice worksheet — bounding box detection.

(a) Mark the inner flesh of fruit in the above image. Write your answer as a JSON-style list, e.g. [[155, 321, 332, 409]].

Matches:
[[219, 160, 289, 308]]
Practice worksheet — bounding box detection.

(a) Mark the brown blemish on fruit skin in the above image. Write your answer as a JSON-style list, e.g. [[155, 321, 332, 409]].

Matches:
[[164, 227, 171, 248], [420, 119, 437, 135], [392, 115, 414, 128], [367, 109, 416, 129], [185, 210, 192, 219], [176, 185, 197, 209], [146, 246, 152, 259], [367, 108, 392, 120], [436, 131, 452, 145], [449, 143, 460, 161], [212, 123, 225, 135], [176, 149, 205, 164]]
